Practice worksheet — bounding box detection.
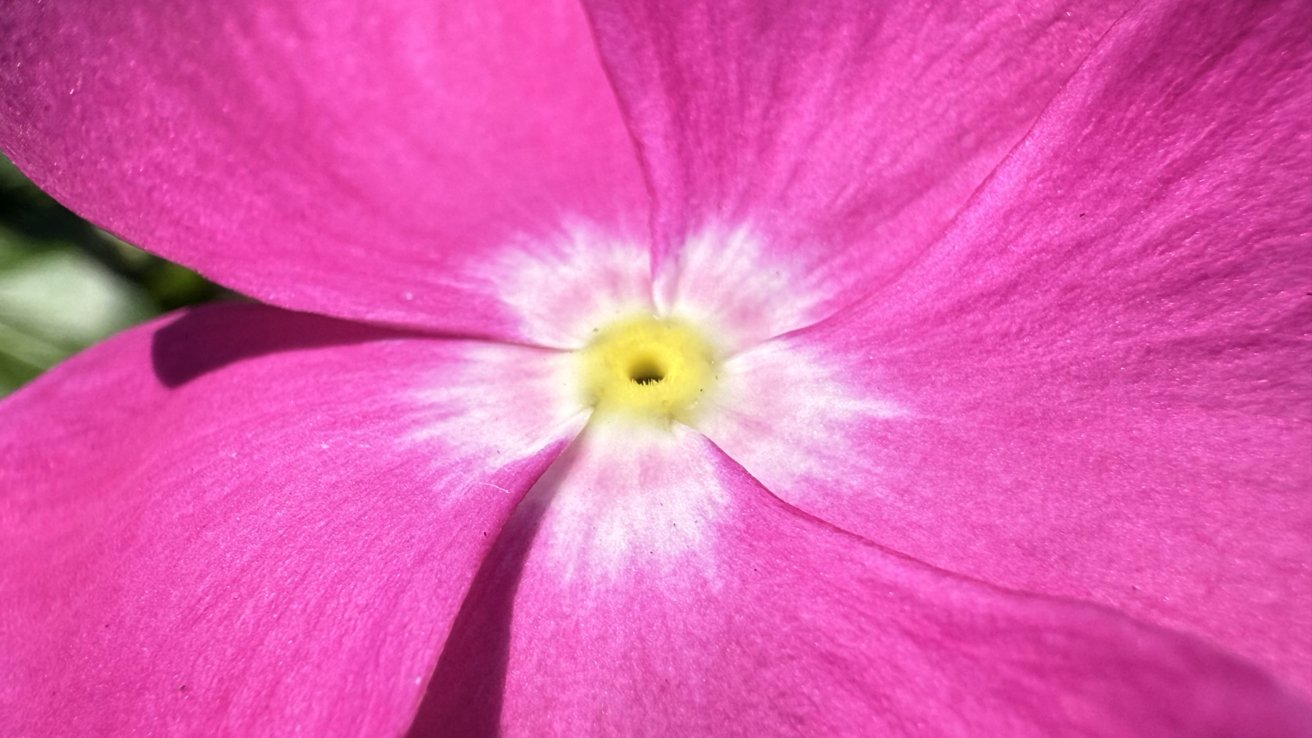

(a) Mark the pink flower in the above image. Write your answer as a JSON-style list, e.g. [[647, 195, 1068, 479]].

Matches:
[[2, 0, 1309, 735]]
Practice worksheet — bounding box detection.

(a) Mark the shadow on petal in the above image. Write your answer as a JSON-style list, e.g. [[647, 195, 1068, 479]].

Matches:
[[408, 440, 583, 737], [150, 302, 420, 387]]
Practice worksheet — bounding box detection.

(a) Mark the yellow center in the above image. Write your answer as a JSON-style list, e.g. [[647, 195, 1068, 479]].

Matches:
[[578, 314, 718, 425]]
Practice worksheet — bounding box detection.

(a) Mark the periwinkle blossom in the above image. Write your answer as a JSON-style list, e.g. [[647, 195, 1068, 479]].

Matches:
[[1, 0, 1310, 734]]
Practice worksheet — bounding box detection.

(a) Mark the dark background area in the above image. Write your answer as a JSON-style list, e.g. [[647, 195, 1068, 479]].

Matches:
[[0, 155, 223, 395]]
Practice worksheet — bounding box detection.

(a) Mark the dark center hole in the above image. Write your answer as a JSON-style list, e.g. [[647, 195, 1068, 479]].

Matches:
[[628, 357, 666, 386]]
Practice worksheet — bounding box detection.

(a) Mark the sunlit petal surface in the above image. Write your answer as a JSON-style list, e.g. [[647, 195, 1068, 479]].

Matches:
[[586, 0, 1133, 326], [410, 429, 1310, 736], [706, 0, 1312, 691], [0, 0, 647, 339], [1, 0, 1309, 732], [0, 304, 582, 735]]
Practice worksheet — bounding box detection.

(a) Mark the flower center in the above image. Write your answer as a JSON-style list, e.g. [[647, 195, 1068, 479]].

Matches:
[[578, 314, 718, 425]]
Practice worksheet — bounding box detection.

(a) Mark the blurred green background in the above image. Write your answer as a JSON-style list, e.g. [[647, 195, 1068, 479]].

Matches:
[[0, 155, 223, 396]]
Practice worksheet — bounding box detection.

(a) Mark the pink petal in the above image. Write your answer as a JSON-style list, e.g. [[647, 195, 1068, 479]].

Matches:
[[702, 0, 1312, 694], [584, 0, 1132, 340], [0, 304, 583, 734], [409, 429, 1309, 736], [0, 0, 647, 338]]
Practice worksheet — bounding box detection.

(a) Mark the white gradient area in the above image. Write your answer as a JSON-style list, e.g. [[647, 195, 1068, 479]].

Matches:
[[697, 335, 907, 507], [495, 223, 652, 349], [408, 342, 587, 484], [530, 422, 728, 581], [654, 225, 831, 352], [436, 224, 903, 575]]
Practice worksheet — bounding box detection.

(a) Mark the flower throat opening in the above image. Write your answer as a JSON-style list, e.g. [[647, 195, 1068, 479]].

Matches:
[[627, 355, 666, 385], [578, 315, 718, 425]]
